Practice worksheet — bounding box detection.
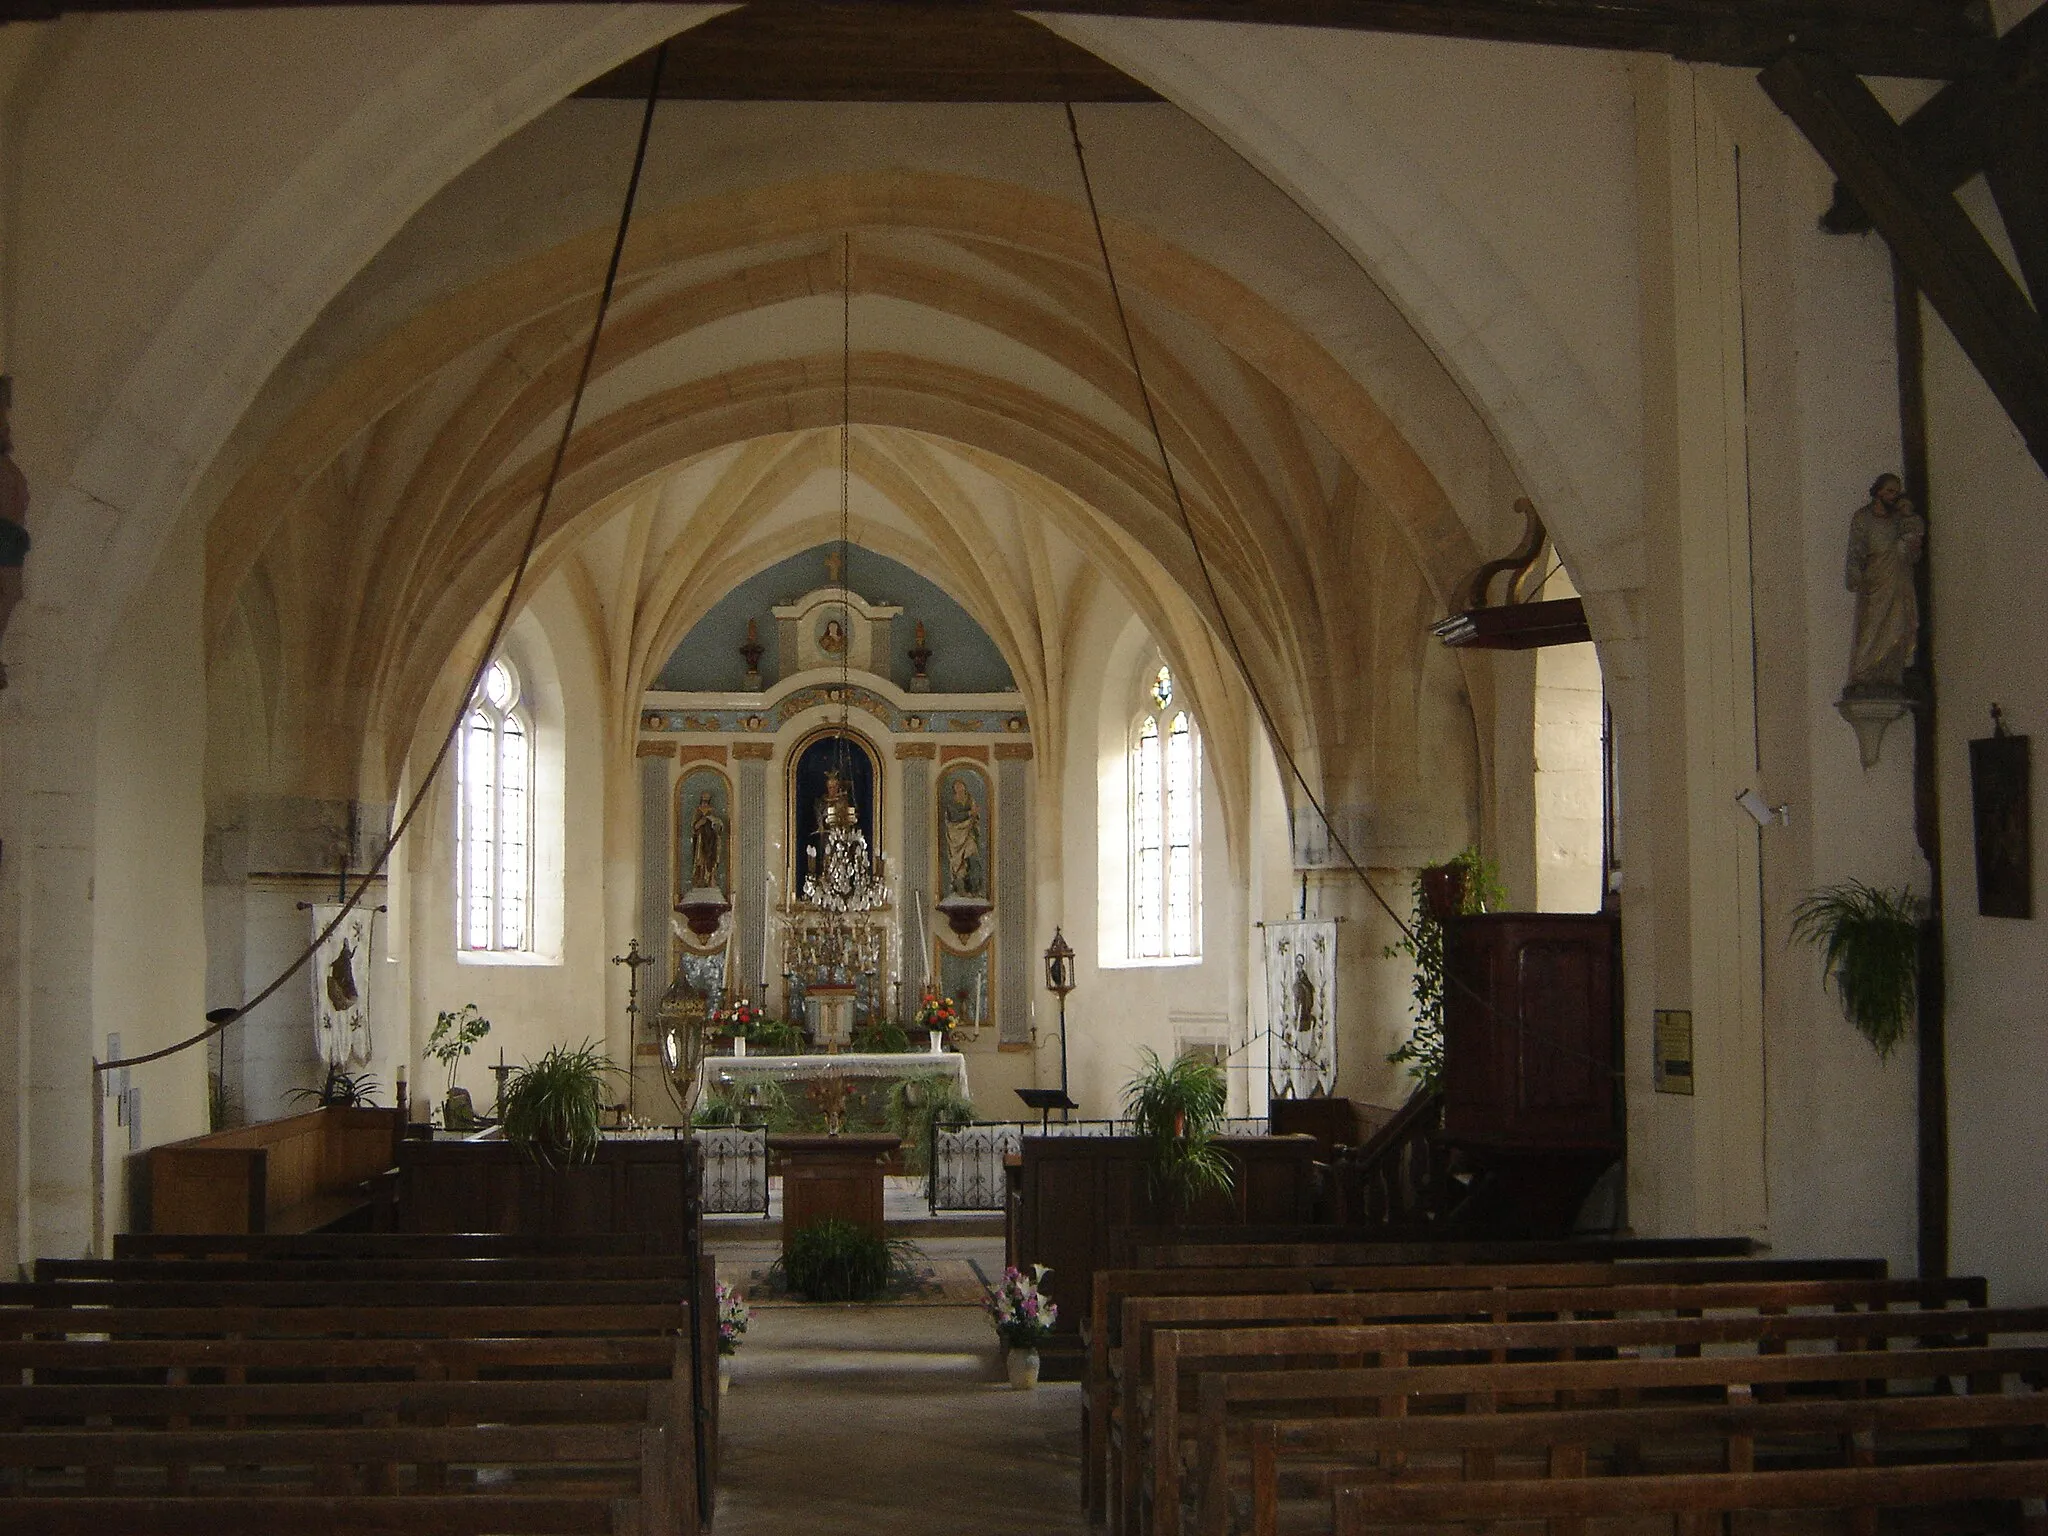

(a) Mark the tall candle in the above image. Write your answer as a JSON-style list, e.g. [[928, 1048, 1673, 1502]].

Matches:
[[975, 972, 985, 1028], [912, 891, 928, 986]]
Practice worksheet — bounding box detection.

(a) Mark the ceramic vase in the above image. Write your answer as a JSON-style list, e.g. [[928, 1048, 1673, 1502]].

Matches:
[[1006, 1346, 1040, 1391], [928, 1029, 944, 1054], [732, 1036, 747, 1058], [718, 1356, 733, 1395]]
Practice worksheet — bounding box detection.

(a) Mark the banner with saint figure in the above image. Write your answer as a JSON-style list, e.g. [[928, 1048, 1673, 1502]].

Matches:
[[1263, 919, 1336, 1099], [311, 902, 374, 1069]]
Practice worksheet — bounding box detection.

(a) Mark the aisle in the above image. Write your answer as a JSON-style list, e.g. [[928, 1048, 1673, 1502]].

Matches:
[[710, 1290, 1087, 1533]]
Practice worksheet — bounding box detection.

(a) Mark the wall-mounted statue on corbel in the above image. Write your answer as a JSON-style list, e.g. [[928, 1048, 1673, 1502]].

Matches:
[[1835, 472, 1925, 768], [0, 377, 29, 690]]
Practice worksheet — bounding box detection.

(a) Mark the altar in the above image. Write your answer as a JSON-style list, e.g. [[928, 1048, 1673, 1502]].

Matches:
[[697, 1050, 970, 1102]]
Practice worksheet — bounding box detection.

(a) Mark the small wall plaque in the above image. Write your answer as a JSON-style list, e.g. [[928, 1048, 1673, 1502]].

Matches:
[[1969, 707, 2031, 920], [1653, 1009, 1694, 1096]]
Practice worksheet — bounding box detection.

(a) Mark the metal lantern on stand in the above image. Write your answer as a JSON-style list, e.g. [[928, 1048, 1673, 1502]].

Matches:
[[1016, 927, 1079, 1127]]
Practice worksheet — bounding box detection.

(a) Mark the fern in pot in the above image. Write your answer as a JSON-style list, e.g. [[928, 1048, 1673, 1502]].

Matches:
[[500, 1040, 619, 1167], [1122, 1048, 1236, 1212], [1790, 881, 1924, 1060]]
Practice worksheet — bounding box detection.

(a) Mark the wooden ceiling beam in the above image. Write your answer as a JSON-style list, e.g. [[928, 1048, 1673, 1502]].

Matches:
[[1762, 49, 2048, 479], [1823, 4, 2048, 235], [0, 0, 1994, 80]]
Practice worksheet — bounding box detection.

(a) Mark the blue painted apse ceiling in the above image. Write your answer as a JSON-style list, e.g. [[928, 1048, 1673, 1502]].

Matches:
[[652, 545, 1017, 695]]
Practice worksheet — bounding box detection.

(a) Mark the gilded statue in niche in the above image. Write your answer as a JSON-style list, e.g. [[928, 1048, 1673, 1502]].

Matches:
[[689, 791, 726, 893], [1844, 473, 1925, 692]]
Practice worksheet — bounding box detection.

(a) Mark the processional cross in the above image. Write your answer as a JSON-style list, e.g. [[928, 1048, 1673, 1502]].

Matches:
[[611, 939, 659, 1116]]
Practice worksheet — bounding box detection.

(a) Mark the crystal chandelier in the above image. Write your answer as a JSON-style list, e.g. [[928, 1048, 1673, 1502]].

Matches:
[[801, 232, 891, 921]]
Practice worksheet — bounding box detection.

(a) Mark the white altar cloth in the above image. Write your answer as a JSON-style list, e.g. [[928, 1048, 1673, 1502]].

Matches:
[[696, 1050, 970, 1100]]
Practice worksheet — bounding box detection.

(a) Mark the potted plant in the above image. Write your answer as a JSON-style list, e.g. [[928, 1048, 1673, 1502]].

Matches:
[[499, 1040, 618, 1167], [286, 1063, 382, 1109], [1121, 1047, 1235, 1212], [1384, 847, 1506, 1090], [772, 1217, 915, 1302], [715, 1279, 751, 1395], [914, 987, 960, 1053], [983, 1263, 1057, 1389], [1791, 881, 1924, 1059], [425, 1003, 491, 1123], [748, 1016, 809, 1056]]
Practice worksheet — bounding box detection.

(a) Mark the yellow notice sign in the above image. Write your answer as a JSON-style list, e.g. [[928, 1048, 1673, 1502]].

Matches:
[[1653, 1009, 1694, 1095]]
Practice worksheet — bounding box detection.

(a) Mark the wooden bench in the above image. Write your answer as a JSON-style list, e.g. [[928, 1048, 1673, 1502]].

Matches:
[[1258, 1392, 2048, 1536], [146, 1107, 402, 1235], [1331, 1456, 2048, 1536], [0, 1327, 698, 1530], [112, 1231, 679, 1260], [1102, 1276, 1986, 1528], [1113, 1233, 1757, 1267], [1085, 1257, 1917, 1520], [1169, 1328, 2048, 1536]]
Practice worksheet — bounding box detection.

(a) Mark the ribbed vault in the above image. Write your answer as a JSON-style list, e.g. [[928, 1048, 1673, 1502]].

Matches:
[[206, 169, 1493, 861]]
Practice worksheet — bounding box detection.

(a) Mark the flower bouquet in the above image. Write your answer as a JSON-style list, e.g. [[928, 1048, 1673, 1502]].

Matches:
[[915, 988, 959, 1051], [713, 999, 764, 1056], [716, 1279, 751, 1392], [983, 1263, 1055, 1388]]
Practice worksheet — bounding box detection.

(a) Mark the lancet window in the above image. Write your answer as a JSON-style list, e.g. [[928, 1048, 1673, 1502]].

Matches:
[[1131, 664, 1201, 959], [459, 658, 533, 953]]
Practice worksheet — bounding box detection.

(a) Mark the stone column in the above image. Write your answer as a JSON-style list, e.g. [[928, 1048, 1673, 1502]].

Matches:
[[734, 742, 773, 1001], [995, 745, 1032, 1047], [637, 750, 671, 1025], [896, 743, 935, 993]]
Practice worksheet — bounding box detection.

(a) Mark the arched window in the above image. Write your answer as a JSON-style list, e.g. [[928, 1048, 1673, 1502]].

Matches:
[[1130, 664, 1201, 959], [460, 658, 533, 953]]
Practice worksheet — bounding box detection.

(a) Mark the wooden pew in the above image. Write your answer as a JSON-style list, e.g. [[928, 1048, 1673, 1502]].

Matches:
[[1114, 1232, 1756, 1267], [146, 1106, 402, 1235], [1103, 1276, 1985, 1529], [1257, 1393, 2048, 1536], [0, 1328, 698, 1529], [1166, 1328, 2048, 1536], [1084, 1256, 1917, 1520], [113, 1231, 678, 1260], [1331, 1458, 2048, 1536], [41, 1256, 689, 1284]]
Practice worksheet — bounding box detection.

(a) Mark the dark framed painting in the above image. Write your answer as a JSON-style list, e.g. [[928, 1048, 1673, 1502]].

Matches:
[[1970, 728, 2032, 919]]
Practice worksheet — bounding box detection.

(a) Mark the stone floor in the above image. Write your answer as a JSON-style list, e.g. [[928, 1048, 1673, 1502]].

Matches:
[[708, 1234, 1086, 1534]]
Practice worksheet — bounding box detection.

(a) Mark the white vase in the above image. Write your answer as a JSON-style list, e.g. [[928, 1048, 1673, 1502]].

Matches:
[[1006, 1347, 1040, 1390], [718, 1356, 733, 1395], [928, 1029, 944, 1054], [732, 1036, 747, 1058]]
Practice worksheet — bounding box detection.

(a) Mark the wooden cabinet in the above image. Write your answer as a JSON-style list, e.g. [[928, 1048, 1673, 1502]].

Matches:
[[1006, 1134, 1319, 1373]]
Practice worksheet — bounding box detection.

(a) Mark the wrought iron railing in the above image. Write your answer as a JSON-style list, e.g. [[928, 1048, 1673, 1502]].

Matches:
[[926, 1115, 1270, 1212], [694, 1124, 770, 1216]]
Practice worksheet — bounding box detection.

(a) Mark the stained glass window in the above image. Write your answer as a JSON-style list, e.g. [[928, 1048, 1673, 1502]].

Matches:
[[459, 659, 534, 954], [1130, 668, 1200, 959]]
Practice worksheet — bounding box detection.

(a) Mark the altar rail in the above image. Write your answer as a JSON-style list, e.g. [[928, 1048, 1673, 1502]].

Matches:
[[694, 1126, 769, 1215], [927, 1116, 1269, 1213]]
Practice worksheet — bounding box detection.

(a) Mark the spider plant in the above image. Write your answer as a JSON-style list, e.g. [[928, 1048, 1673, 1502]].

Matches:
[[286, 1064, 382, 1109], [1121, 1047, 1236, 1210], [1790, 881, 1924, 1060], [500, 1040, 619, 1167]]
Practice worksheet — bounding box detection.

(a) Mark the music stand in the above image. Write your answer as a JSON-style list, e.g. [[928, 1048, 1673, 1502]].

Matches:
[[1014, 1085, 1078, 1130]]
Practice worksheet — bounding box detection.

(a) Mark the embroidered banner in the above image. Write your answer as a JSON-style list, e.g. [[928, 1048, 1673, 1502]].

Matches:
[[312, 903, 374, 1069], [1263, 919, 1337, 1099]]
